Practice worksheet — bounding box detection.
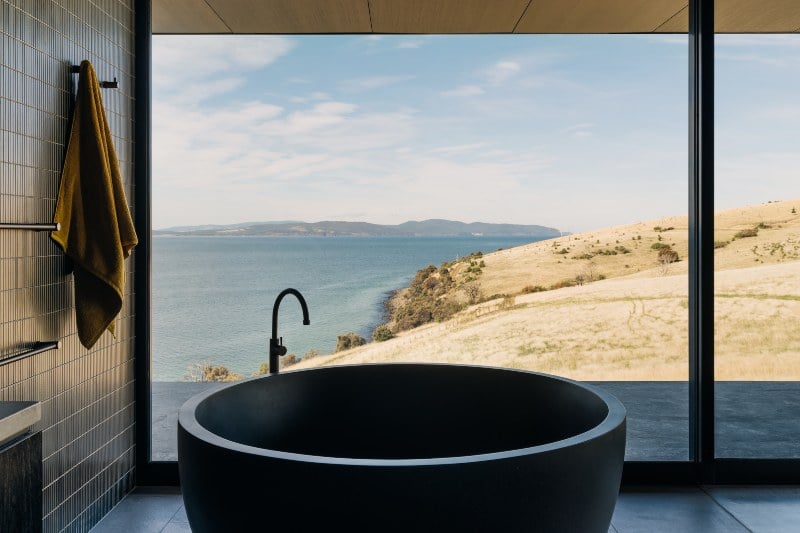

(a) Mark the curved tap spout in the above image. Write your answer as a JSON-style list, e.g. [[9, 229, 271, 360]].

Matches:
[[270, 288, 310, 374]]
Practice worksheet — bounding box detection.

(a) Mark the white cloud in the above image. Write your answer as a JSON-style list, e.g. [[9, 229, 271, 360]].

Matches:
[[154, 36, 294, 103], [716, 35, 800, 48], [483, 60, 521, 85], [755, 105, 800, 121], [340, 75, 416, 91], [649, 36, 687, 46], [440, 85, 485, 97], [716, 151, 800, 209], [561, 123, 595, 138], [428, 142, 490, 155], [397, 38, 427, 49], [289, 91, 331, 103]]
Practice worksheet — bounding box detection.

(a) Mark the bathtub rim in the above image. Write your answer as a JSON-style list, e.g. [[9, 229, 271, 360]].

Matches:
[[178, 362, 626, 467]]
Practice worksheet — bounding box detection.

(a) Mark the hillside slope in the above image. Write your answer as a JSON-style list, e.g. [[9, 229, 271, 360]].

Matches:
[[294, 199, 800, 381]]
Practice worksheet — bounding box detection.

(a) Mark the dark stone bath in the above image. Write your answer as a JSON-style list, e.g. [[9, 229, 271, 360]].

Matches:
[[178, 363, 626, 532]]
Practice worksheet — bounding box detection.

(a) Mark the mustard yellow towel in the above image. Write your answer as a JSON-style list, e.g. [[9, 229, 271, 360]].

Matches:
[[51, 60, 138, 349]]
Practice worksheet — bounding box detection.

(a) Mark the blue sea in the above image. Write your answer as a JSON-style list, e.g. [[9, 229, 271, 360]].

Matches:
[[152, 235, 540, 381]]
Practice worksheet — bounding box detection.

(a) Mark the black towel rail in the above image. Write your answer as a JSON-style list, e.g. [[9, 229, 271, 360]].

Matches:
[[0, 341, 61, 367], [70, 65, 118, 88], [0, 222, 60, 231]]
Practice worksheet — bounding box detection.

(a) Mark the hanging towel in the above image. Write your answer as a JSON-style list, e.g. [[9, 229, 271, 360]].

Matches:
[[51, 60, 138, 349]]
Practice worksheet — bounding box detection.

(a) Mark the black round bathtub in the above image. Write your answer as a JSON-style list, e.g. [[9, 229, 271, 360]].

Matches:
[[178, 363, 626, 532]]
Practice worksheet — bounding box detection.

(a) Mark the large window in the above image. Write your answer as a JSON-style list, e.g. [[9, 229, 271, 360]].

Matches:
[[150, 35, 690, 461], [714, 35, 800, 459]]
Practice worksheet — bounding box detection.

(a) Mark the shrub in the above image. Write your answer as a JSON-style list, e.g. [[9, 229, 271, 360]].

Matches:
[[658, 248, 679, 263], [792, 207, 797, 214], [734, 228, 759, 239], [555, 248, 569, 254], [756, 222, 772, 229], [573, 253, 594, 260], [521, 285, 547, 294], [651, 242, 671, 250], [431, 299, 465, 321], [614, 245, 631, 254], [461, 281, 483, 304], [372, 325, 394, 342], [336, 332, 367, 352], [186, 363, 242, 382], [714, 240, 729, 249], [498, 296, 516, 310], [303, 349, 321, 360], [550, 279, 577, 290]]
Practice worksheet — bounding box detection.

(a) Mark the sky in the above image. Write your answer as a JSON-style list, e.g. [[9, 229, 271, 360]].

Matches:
[[152, 34, 800, 232]]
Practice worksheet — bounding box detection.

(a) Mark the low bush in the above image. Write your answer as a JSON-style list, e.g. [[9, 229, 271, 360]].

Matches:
[[651, 242, 671, 250], [658, 248, 679, 263], [187, 363, 242, 382], [550, 279, 577, 290], [372, 325, 394, 342], [336, 332, 367, 352], [714, 240, 730, 249], [521, 285, 547, 294], [734, 228, 759, 239]]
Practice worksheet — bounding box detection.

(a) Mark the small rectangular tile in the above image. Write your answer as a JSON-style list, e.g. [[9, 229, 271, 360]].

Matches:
[[706, 486, 800, 533], [612, 487, 749, 533], [90, 492, 182, 533]]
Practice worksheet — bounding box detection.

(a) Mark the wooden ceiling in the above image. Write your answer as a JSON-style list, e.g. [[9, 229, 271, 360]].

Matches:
[[152, 0, 800, 34]]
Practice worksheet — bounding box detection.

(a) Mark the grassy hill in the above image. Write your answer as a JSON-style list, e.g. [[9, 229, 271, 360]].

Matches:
[[293, 199, 800, 381]]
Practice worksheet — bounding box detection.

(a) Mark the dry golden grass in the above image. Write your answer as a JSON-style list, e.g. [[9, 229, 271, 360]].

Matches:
[[478, 198, 800, 297], [291, 199, 800, 381]]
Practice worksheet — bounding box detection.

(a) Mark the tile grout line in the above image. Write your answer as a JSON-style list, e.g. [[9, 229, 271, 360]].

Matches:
[[162, 502, 185, 529], [700, 486, 754, 533]]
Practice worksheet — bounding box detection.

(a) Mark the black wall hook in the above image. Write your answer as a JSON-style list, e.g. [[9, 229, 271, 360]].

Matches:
[[70, 65, 118, 88]]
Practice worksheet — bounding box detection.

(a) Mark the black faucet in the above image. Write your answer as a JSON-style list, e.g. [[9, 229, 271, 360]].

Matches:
[[269, 288, 310, 374]]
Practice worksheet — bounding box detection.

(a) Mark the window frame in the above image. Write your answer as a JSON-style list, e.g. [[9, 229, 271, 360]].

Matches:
[[132, 0, 800, 486]]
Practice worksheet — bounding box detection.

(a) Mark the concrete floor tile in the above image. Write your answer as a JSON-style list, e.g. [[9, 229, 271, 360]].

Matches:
[[90, 491, 183, 533], [161, 523, 193, 533], [612, 487, 749, 533], [705, 486, 800, 533]]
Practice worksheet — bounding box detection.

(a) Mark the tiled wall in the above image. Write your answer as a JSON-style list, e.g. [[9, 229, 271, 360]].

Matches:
[[0, 0, 137, 531]]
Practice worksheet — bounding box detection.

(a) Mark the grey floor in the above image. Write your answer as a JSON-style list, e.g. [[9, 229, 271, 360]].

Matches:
[[152, 381, 800, 461], [91, 485, 800, 532]]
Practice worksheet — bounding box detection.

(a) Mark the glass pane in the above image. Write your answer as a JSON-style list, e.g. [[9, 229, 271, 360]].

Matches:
[[715, 35, 800, 458], [151, 35, 688, 461]]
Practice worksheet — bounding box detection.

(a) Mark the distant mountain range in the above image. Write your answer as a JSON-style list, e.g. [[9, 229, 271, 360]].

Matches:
[[155, 219, 563, 238]]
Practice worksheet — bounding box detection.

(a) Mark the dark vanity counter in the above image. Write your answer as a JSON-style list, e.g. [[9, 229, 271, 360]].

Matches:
[[0, 401, 41, 446], [1, 401, 42, 533]]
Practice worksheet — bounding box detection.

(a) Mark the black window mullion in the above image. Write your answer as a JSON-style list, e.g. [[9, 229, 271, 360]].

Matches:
[[688, 0, 715, 481]]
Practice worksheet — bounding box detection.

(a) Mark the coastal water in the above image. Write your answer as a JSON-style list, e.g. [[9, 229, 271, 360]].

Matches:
[[152, 235, 539, 381]]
